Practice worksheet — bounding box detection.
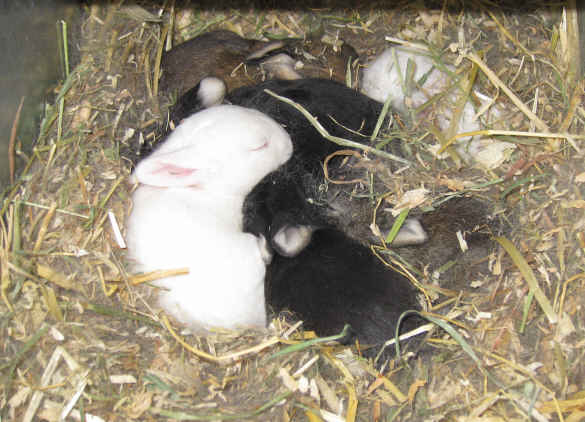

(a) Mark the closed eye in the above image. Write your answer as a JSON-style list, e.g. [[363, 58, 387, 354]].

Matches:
[[154, 162, 197, 177], [249, 139, 269, 151]]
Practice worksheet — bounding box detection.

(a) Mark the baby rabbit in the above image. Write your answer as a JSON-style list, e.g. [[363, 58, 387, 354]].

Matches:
[[126, 105, 293, 331], [360, 46, 506, 162], [160, 29, 357, 98], [266, 200, 499, 355], [266, 227, 421, 353], [160, 30, 281, 97]]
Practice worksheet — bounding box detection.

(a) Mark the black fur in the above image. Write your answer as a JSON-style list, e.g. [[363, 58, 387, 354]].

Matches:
[[226, 78, 393, 167], [266, 227, 421, 352], [224, 78, 406, 246]]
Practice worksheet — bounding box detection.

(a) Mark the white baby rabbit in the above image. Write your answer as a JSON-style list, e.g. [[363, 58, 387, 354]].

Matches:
[[126, 105, 293, 332], [361, 46, 507, 163]]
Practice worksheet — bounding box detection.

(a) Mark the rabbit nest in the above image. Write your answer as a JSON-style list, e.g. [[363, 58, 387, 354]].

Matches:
[[1, 2, 584, 421]]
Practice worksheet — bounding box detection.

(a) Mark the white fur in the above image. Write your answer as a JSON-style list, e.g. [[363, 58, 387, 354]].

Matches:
[[260, 53, 303, 80], [126, 105, 293, 331], [361, 47, 447, 112], [197, 76, 226, 108], [361, 47, 502, 162], [390, 218, 428, 246], [272, 224, 314, 257]]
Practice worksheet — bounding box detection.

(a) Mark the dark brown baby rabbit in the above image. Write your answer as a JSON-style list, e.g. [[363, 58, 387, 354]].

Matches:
[[159, 29, 357, 97]]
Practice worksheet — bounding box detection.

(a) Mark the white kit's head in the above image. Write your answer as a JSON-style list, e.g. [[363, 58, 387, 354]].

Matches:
[[132, 105, 293, 195]]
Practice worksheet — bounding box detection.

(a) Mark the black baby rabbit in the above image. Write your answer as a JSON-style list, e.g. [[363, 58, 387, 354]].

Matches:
[[265, 227, 421, 353]]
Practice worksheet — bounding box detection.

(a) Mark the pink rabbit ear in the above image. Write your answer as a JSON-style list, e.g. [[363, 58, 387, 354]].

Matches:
[[133, 153, 201, 187]]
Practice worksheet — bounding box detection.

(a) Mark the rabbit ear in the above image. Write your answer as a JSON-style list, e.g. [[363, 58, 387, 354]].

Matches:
[[391, 218, 428, 246], [272, 224, 314, 257], [132, 149, 204, 187], [197, 77, 226, 108], [246, 40, 286, 61], [260, 54, 302, 80]]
